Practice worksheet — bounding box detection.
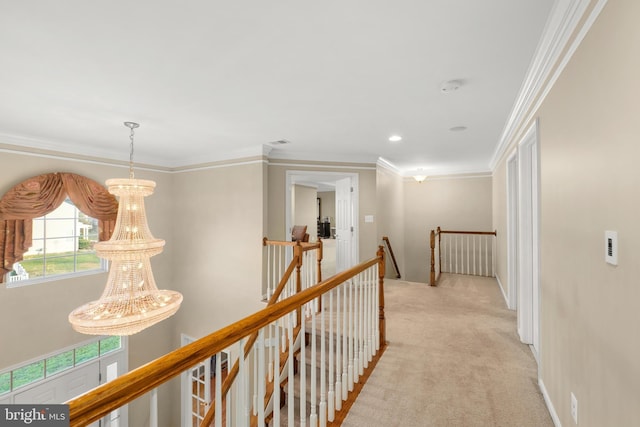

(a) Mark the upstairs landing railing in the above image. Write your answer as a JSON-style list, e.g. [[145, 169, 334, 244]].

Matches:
[[382, 236, 401, 279], [263, 238, 323, 301], [67, 244, 386, 427], [430, 227, 496, 286]]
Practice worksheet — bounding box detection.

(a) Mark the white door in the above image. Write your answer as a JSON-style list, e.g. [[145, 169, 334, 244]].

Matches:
[[100, 351, 128, 427], [517, 121, 540, 356], [14, 361, 100, 427], [181, 336, 211, 427], [335, 177, 353, 273]]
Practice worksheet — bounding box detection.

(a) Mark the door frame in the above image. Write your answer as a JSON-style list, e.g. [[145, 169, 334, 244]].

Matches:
[[285, 170, 359, 270], [516, 119, 540, 357], [506, 150, 518, 311]]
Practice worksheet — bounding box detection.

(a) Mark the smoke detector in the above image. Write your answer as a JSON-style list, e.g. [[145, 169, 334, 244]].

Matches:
[[440, 79, 464, 93]]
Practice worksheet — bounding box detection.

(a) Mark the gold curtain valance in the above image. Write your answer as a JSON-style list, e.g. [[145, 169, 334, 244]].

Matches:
[[0, 172, 118, 282]]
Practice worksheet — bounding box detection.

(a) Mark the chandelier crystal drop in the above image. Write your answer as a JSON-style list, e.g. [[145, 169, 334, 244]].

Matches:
[[69, 122, 182, 335]]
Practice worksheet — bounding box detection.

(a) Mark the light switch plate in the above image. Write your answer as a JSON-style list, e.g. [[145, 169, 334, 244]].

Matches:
[[605, 230, 618, 265], [364, 215, 374, 223]]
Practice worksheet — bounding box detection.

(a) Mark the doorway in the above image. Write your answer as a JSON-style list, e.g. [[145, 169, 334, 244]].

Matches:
[[285, 171, 359, 273]]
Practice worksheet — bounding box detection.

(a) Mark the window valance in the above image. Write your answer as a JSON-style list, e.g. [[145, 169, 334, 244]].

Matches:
[[0, 172, 118, 282]]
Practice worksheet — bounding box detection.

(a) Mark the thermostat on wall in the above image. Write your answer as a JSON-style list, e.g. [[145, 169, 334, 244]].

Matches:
[[605, 230, 618, 265]]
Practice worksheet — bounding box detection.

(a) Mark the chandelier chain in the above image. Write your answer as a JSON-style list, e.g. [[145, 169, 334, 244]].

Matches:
[[124, 122, 139, 179]]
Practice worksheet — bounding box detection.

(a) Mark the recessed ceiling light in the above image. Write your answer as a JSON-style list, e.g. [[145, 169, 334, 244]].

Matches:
[[388, 135, 402, 142], [449, 126, 467, 132], [440, 79, 464, 93]]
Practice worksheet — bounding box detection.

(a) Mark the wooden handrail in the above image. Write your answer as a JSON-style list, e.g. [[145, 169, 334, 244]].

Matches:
[[382, 236, 401, 279], [67, 249, 385, 427], [438, 230, 497, 236]]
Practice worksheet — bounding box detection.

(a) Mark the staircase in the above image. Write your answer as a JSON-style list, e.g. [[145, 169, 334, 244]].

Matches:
[[66, 241, 387, 427]]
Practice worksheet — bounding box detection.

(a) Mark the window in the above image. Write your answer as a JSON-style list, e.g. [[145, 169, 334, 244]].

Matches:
[[6, 198, 107, 286], [0, 336, 123, 397]]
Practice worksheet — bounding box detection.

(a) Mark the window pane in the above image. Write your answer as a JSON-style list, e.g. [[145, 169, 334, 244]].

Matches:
[[46, 351, 74, 377], [0, 372, 10, 395], [12, 361, 44, 390], [46, 218, 76, 239], [100, 337, 121, 355], [75, 342, 99, 365], [44, 254, 77, 276], [76, 252, 101, 271], [18, 256, 45, 279]]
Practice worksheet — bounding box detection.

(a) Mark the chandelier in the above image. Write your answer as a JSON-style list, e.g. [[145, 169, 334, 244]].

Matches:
[[69, 122, 183, 335]]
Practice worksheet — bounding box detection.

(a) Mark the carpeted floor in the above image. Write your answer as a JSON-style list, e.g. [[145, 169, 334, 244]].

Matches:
[[342, 274, 553, 427]]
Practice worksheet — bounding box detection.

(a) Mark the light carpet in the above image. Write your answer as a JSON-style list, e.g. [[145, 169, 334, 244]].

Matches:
[[342, 274, 553, 427]]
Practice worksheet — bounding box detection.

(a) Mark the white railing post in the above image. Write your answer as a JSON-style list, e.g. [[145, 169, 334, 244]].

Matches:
[[150, 388, 158, 427]]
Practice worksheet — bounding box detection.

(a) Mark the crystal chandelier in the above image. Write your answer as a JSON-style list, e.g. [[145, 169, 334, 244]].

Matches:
[[69, 122, 182, 335]]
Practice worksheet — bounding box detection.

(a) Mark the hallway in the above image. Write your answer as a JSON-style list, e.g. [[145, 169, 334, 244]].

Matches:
[[343, 274, 553, 427]]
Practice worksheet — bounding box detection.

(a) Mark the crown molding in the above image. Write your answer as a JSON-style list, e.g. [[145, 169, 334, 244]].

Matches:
[[490, 0, 608, 170]]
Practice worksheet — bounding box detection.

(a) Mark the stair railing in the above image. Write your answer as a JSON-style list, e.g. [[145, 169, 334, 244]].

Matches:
[[430, 227, 497, 286], [381, 236, 401, 279], [67, 246, 386, 427]]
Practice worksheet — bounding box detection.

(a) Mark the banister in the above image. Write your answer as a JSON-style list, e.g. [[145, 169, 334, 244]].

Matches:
[[438, 230, 497, 236], [382, 236, 401, 279], [67, 250, 385, 427], [430, 227, 497, 284]]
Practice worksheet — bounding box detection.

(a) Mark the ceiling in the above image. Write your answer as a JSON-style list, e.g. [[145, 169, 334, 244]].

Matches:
[[0, 1, 555, 176]]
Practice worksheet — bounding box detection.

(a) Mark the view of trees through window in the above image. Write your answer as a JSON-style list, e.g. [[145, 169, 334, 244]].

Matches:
[[8, 198, 104, 283]]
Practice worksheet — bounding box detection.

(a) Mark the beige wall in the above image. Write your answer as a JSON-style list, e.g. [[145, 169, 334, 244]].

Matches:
[[318, 191, 335, 226], [267, 161, 378, 261], [404, 175, 492, 283], [375, 165, 405, 279], [171, 162, 267, 341], [492, 1, 640, 425], [293, 184, 318, 241]]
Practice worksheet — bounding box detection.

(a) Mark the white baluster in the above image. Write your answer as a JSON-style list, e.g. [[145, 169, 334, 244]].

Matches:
[[273, 319, 281, 426], [288, 313, 294, 427], [310, 298, 318, 427], [375, 265, 380, 351], [320, 293, 327, 427], [348, 279, 354, 392], [237, 339, 245, 426], [300, 303, 307, 427], [215, 350, 222, 427], [150, 388, 157, 427], [335, 284, 343, 410], [328, 288, 336, 421], [359, 273, 365, 376], [485, 235, 489, 277], [253, 341, 258, 416], [342, 281, 348, 401], [473, 235, 477, 276], [364, 270, 371, 366], [258, 329, 265, 425]]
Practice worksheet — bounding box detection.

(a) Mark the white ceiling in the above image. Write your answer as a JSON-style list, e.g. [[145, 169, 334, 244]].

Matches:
[[0, 0, 555, 176]]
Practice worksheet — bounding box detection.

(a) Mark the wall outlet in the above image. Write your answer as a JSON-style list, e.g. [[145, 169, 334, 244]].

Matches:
[[571, 392, 578, 424]]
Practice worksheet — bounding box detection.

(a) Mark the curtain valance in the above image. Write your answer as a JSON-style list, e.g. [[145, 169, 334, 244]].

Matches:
[[0, 172, 118, 282]]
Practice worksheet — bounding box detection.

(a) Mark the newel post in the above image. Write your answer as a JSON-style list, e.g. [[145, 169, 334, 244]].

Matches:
[[377, 245, 386, 346]]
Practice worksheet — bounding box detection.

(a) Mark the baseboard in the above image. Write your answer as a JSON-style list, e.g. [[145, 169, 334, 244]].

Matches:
[[495, 274, 510, 309], [539, 378, 562, 427]]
